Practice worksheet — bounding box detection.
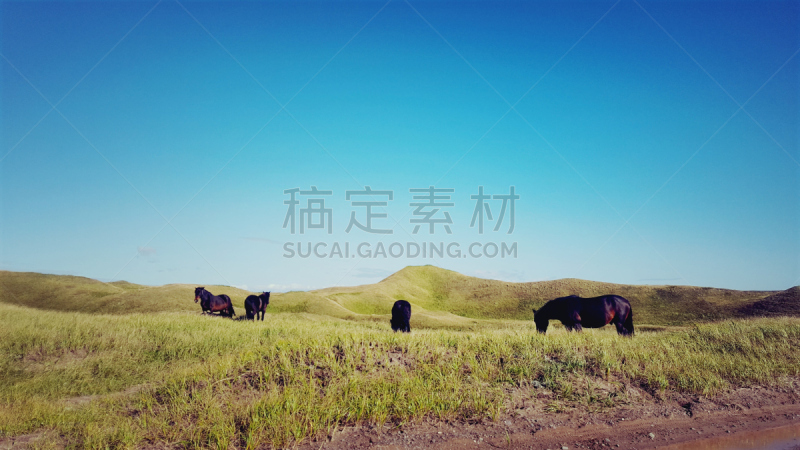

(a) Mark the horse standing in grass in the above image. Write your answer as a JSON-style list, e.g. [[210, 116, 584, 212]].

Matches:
[[194, 287, 235, 317], [245, 292, 270, 321], [391, 300, 411, 333], [533, 295, 634, 336]]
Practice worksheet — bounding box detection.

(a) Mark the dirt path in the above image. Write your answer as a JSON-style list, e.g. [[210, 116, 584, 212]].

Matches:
[[303, 383, 800, 449]]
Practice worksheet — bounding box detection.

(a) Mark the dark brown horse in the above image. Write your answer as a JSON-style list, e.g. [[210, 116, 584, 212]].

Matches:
[[244, 292, 270, 321], [194, 287, 235, 317], [533, 295, 634, 336], [390, 300, 411, 333]]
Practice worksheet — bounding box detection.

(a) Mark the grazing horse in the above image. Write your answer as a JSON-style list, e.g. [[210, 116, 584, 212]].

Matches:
[[533, 295, 634, 336], [244, 292, 270, 321], [194, 287, 235, 317], [390, 300, 411, 333]]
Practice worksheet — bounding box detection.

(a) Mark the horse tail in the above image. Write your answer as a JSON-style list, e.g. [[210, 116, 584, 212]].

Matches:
[[623, 309, 634, 336]]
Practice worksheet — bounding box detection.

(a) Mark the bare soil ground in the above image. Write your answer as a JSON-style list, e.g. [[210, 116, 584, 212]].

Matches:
[[302, 381, 800, 450]]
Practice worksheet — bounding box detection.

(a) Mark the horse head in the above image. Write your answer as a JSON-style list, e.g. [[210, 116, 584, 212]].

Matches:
[[533, 307, 549, 333], [194, 287, 205, 303]]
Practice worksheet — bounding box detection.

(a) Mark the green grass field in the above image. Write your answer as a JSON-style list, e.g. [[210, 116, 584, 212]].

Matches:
[[1, 266, 799, 448]]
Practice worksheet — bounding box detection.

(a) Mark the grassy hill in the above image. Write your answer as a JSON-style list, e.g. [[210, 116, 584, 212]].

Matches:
[[1, 266, 797, 326], [1, 267, 800, 448], [309, 266, 795, 325], [737, 286, 800, 317], [0, 271, 250, 315]]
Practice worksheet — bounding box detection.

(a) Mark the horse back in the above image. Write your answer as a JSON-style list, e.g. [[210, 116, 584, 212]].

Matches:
[[244, 295, 259, 310], [392, 300, 411, 317], [571, 296, 621, 328], [209, 293, 232, 311], [589, 295, 631, 323]]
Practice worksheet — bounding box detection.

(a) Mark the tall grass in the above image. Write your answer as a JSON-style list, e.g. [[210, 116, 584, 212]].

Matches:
[[1, 302, 799, 448]]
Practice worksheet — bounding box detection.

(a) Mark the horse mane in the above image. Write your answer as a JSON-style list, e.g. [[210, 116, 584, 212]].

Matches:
[[536, 295, 577, 319], [535, 300, 555, 317]]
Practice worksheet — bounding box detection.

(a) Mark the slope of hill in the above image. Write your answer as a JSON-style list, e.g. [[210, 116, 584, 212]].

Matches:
[[1, 266, 798, 326], [737, 286, 800, 317], [312, 266, 787, 325], [0, 271, 251, 314]]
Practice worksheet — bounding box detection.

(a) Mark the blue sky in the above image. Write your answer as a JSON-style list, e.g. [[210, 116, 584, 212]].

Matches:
[[1, 0, 798, 291]]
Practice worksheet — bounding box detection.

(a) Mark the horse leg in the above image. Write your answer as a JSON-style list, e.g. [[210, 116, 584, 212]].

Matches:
[[571, 312, 583, 332], [563, 320, 582, 332]]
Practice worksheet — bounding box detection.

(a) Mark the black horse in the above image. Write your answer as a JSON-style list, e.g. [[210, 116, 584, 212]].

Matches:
[[390, 300, 411, 333], [533, 295, 634, 336], [194, 287, 235, 317], [244, 292, 270, 321]]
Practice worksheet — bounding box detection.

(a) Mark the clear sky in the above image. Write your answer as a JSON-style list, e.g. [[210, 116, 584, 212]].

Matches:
[[1, 0, 798, 292]]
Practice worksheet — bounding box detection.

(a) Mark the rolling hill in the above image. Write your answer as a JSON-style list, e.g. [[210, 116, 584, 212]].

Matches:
[[0, 266, 797, 326]]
